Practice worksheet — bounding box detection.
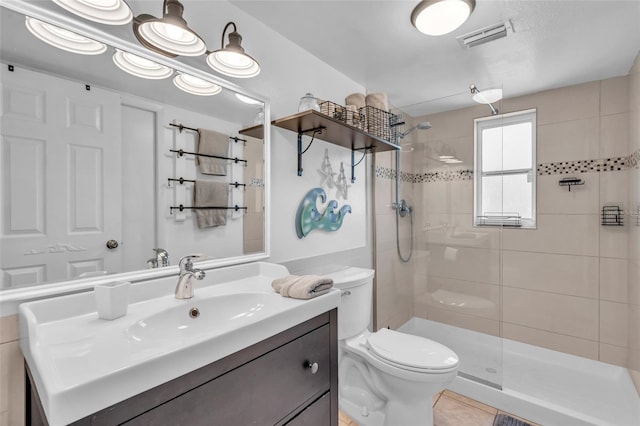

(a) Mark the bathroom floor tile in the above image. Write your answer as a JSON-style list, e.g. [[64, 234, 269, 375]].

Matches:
[[442, 390, 498, 415], [339, 394, 538, 426], [434, 394, 495, 426]]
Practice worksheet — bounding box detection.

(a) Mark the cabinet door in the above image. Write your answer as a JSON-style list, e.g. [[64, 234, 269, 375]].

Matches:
[[124, 324, 331, 426], [285, 392, 331, 426]]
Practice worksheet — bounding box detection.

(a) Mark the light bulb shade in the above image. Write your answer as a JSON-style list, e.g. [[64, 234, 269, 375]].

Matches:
[[25, 17, 107, 55], [173, 73, 221, 96], [472, 88, 502, 104], [133, 0, 207, 57], [411, 0, 475, 36], [207, 26, 260, 78], [113, 49, 173, 79], [52, 0, 133, 25]]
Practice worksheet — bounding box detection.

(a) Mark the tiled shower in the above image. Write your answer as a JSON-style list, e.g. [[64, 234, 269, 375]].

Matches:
[[374, 53, 640, 394]]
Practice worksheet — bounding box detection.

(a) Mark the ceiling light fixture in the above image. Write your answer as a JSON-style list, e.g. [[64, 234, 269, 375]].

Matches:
[[113, 49, 173, 79], [206, 22, 261, 78], [133, 0, 207, 57], [470, 84, 501, 115], [52, 0, 133, 25], [173, 73, 222, 96], [411, 0, 476, 36], [25, 17, 107, 55]]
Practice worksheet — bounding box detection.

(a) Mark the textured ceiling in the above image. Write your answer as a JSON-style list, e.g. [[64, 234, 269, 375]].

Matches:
[[231, 0, 640, 115]]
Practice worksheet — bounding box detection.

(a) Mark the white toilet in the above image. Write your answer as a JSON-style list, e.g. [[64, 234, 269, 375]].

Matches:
[[328, 267, 459, 426]]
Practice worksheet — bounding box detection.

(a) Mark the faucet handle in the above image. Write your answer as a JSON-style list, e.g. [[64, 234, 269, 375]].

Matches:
[[178, 253, 206, 271]]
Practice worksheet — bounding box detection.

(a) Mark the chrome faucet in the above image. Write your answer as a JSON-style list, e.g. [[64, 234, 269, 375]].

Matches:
[[147, 248, 170, 269], [175, 254, 206, 299]]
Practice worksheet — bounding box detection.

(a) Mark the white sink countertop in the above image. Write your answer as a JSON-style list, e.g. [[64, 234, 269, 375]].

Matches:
[[19, 262, 340, 426]]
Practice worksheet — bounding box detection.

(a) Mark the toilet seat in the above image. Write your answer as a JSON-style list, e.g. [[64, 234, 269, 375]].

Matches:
[[365, 329, 459, 373]]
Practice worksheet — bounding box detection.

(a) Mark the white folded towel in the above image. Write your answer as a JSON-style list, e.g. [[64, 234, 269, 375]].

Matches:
[[365, 92, 389, 111], [197, 129, 229, 176], [345, 93, 366, 109], [193, 180, 228, 228], [271, 275, 334, 299]]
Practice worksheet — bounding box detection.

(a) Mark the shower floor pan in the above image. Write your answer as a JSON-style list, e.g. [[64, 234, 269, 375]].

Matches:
[[399, 318, 640, 426]]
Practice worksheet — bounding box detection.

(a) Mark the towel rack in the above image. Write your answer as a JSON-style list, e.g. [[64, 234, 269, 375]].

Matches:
[[168, 177, 246, 188], [170, 204, 247, 214], [168, 123, 246, 144], [170, 149, 247, 165]]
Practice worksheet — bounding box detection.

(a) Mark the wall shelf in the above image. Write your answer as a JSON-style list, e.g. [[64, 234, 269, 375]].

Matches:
[[238, 124, 264, 139], [271, 110, 400, 182]]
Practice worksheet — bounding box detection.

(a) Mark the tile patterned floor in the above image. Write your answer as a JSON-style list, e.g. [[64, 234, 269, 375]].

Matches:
[[339, 390, 541, 426]]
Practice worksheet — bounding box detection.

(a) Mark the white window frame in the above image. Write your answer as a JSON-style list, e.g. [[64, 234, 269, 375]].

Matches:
[[474, 108, 537, 228]]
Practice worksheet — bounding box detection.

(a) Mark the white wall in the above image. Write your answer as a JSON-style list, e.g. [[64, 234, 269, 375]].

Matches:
[[217, 1, 370, 264]]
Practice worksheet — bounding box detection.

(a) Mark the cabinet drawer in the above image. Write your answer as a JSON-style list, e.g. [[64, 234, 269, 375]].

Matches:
[[285, 392, 331, 426], [125, 324, 331, 425]]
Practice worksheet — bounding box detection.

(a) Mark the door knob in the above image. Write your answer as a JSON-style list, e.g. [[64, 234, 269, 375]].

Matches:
[[106, 240, 119, 249]]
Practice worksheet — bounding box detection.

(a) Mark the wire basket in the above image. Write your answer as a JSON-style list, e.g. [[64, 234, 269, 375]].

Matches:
[[320, 101, 365, 130], [359, 105, 401, 143]]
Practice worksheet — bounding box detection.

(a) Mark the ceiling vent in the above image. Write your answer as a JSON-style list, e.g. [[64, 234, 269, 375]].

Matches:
[[457, 20, 513, 48]]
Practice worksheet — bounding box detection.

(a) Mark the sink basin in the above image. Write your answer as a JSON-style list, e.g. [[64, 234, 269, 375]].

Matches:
[[127, 292, 270, 343], [19, 262, 341, 426]]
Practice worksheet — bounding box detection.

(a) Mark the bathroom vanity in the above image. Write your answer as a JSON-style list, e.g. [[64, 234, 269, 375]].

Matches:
[[20, 263, 340, 426]]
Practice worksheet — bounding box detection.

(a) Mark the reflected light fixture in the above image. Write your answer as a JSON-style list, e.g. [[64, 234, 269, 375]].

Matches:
[[173, 73, 222, 96], [52, 0, 133, 25], [113, 49, 173, 79], [235, 93, 262, 105], [206, 22, 261, 78], [411, 0, 476, 36], [133, 0, 207, 57], [25, 17, 107, 55]]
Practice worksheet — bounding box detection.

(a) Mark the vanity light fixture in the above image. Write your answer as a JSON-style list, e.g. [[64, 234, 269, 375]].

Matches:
[[25, 17, 107, 55], [113, 49, 173, 79], [173, 73, 222, 96], [52, 0, 133, 25], [206, 22, 261, 78], [133, 0, 207, 57], [411, 0, 476, 36]]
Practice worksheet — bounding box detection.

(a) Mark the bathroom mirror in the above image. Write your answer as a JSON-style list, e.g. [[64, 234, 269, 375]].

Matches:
[[0, 3, 269, 290]]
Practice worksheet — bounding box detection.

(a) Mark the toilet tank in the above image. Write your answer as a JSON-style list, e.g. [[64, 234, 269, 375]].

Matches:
[[326, 267, 375, 339]]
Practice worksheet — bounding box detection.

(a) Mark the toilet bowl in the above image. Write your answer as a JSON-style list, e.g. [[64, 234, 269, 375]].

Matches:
[[328, 267, 459, 426]]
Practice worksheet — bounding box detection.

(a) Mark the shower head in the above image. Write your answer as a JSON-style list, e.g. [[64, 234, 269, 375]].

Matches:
[[399, 121, 431, 139]]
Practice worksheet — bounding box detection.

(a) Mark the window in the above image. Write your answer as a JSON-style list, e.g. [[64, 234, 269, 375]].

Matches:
[[474, 109, 536, 228]]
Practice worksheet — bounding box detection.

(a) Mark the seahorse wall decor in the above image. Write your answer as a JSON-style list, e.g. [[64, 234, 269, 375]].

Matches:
[[295, 187, 352, 239]]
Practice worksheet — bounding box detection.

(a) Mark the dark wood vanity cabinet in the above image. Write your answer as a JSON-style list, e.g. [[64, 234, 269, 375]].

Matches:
[[26, 309, 338, 426]]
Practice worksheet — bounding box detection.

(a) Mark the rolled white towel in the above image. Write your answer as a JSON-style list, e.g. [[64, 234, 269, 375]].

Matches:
[[365, 92, 389, 111], [345, 93, 366, 109], [271, 275, 334, 299]]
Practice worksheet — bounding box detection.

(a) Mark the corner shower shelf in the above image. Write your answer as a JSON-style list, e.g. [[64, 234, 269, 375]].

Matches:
[[271, 110, 400, 182]]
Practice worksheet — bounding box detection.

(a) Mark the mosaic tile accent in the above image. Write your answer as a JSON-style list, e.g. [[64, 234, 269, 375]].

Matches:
[[629, 148, 640, 169], [375, 152, 638, 183], [537, 157, 628, 175]]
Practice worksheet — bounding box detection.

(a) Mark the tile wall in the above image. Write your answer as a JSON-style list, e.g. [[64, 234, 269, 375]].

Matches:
[[374, 69, 639, 375], [628, 53, 640, 393], [0, 315, 24, 426]]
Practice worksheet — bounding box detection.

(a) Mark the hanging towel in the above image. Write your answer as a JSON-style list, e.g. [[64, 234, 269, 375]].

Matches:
[[193, 180, 228, 228], [197, 128, 229, 176], [271, 275, 334, 299]]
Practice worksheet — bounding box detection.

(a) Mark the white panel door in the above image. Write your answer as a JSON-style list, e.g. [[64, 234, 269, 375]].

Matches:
[[0, 66, 122, 288]]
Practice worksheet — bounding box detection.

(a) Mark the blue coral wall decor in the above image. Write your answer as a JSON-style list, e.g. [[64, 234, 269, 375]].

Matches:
[[295, 187, 352, 239]]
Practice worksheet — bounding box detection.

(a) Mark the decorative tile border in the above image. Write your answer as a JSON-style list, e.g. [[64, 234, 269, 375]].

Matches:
[[537, 157, 627, 175], [375, 151, 638, 183]]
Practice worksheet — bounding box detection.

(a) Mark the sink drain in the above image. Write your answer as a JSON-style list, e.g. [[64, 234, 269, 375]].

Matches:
[[189, 307, 200, 319]]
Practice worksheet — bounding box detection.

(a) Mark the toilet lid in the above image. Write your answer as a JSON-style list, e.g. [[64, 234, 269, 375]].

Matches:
[[366, 329, 459, 371]]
